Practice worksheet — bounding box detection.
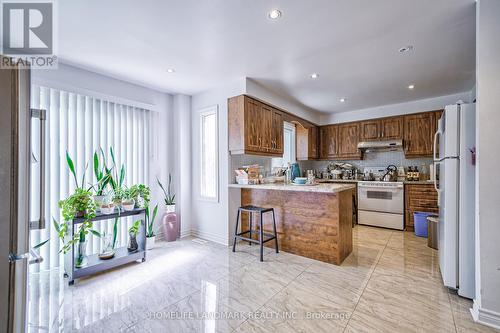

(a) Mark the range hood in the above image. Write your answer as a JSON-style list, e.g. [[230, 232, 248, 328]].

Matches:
[[357, 139, 403, 152]]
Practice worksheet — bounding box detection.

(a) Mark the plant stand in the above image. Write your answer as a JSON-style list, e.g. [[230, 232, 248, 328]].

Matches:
[[64, 208, 147, 285]]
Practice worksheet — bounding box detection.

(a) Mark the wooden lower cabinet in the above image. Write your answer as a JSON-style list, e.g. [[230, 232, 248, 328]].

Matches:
[[404, 184, 438, 230]]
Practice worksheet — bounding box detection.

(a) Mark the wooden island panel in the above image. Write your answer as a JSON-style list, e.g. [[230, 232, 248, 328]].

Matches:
[[241, 188, 353, 265]]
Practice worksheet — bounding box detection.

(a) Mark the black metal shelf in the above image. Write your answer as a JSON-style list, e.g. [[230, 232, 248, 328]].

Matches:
[[64, 208, 147, 285]]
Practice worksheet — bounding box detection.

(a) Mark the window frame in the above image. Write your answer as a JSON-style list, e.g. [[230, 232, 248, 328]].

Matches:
[[198, 105, 219, 202]]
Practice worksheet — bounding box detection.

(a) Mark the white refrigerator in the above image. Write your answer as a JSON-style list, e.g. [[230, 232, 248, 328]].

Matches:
[[433, 103, 475, 299]]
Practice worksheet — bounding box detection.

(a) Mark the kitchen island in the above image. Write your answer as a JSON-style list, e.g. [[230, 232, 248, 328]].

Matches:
[[228, 183, 355, 265]]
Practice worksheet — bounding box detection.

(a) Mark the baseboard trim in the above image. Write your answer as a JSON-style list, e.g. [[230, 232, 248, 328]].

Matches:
[[180, 229, 191, 239], [471, 300, 500, 330], [191, 229, 228, 246]]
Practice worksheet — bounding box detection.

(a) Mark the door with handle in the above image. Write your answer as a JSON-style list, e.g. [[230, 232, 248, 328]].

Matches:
[[1, 59, 46, 332]]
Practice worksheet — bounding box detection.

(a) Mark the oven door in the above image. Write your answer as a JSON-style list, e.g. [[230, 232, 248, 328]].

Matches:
[[358, 184, 404, 214]]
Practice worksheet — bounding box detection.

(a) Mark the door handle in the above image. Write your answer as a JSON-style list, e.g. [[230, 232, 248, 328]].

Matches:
[[9, 248, 44, 265], [30, 109, 47, 230]]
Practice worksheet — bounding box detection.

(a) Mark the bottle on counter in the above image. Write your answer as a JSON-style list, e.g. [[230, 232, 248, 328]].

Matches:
[[407, 166, 413, 181], [414, 166, 420, 181]]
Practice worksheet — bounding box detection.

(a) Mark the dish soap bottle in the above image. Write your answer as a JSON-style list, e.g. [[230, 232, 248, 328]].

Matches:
[[414, 166, 420, 181]]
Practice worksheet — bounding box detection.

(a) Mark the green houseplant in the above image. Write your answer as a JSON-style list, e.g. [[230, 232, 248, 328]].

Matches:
[[121, 187, 135, 211], [92, 148, 112, 209], [145, 204, 158, 250], [127, 220, 141, 252], [56, 152, 101, 267], [157, 174, 175, 213], [129, 184, 150, 208]]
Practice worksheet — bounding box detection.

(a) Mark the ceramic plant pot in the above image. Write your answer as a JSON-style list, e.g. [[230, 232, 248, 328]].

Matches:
[[146, 236, 156, 250], [162, 212, 178, 242], [121, 199, 135, 211], [100, 203, 115, 215]]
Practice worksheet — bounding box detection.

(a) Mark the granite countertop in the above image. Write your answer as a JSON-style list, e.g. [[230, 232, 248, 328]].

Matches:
[[317, 179, 436, 185], [228, 182, 356, 193]]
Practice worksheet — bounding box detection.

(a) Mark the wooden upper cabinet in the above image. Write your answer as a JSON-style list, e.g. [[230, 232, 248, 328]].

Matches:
[[360, 120, 381, 141], [297, 123, 318, 160], [228, 95, 284, 157], [271, 110, 284, 154], [360, 116, 403, 141], [319, 125, 338, 159], [337, 123, 362, 160], [404, 112, 436, 158], [381, 116, 404, 140]]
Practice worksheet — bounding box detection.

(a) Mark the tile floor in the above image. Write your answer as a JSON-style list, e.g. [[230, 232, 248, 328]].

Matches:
[[28, 226, 499, 333]]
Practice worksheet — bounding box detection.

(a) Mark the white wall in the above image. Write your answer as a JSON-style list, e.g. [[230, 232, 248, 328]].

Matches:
[[246, 78, 322, 124], [472, 0, 500, 329], [190, 78, 247, 244], [319, 92, 471, 124], [172, 95, 192, 237], [32, 62, 177, 237]]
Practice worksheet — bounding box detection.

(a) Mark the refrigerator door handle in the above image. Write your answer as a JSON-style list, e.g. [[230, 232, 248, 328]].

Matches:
[[30, 108, 46, 230], [433, 129, 442, 162], [433, 161, 442, 206]]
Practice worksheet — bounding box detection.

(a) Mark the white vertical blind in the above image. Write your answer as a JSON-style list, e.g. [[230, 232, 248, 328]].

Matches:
[[29, 85, 151, 271]]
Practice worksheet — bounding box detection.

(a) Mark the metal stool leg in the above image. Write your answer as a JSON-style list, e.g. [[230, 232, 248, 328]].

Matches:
[[249, 211, 253, 245], [272, 209, 279, 253], [232, 209, 240, 252], [259, 211, 264, 262]]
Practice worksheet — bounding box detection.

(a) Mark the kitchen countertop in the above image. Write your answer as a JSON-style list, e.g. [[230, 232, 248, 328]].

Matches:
[[228, 182, 356, 193], [317, 179, 435, 185]]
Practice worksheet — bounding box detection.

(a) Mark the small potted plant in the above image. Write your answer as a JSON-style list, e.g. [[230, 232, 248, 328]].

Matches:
[[100, 199, 115, 215], [145, 204, 158, 250], [158, 174, 177, 241], [92, 149, 112, 210], [121, 188, 135, 211], [129, 184, 150, 208], [157, 174, 175, 213], [127, 220, 141, 252]]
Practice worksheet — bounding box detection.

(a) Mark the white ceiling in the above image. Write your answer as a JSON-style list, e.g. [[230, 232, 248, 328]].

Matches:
[[58, 0, 476, 113]]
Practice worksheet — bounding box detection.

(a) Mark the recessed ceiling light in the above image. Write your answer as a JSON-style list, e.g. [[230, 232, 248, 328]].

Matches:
[[167, 68, 175, 73], [399, 45, 414, 53], [408, 84, 415, 90], [310, 73, 319, 79], [340, 98, 347, 103], [268, 9, 282, 20]]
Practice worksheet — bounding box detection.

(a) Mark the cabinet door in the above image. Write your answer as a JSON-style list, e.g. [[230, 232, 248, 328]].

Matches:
[[308, 126, 318, 159], [244, 98, 261, 151], [360, 120, 380, 141], [404, 112, 436, 157], [320, 125, 338, 159], [381, 116, 403, 140], [271, 110, 283, 154], [337, 123, 361, 159], [260, 103, 273, 151]]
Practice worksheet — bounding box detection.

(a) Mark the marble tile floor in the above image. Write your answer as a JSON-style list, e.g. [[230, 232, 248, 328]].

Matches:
[[28, 226, 499, 333]]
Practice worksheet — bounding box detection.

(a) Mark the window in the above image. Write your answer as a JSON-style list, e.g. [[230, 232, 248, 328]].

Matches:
[[272, 121, 296, 168], [200, 106, 219, 201]]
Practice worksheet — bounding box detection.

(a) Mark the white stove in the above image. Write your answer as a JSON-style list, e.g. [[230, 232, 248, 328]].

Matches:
[[358, 167, 404, 230]]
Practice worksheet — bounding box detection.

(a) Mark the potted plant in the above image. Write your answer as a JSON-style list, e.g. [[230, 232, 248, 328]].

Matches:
[[158, 174, 178, 241], [157, 174, 175, 213], [145, 204, 158, 250], [56, 152, 101, 268], [129, 184, 150, 208], [92, 148, 112, 210], [127, 220, 141, 252], [121, 188, 135, 211]]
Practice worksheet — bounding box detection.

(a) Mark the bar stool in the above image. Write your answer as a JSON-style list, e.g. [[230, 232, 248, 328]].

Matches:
[[232, 205, 279, 262]]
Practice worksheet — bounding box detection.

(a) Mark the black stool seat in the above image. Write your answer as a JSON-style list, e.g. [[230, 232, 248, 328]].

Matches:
[[232, 205, 279, 262], [239, 205, 274, 213]]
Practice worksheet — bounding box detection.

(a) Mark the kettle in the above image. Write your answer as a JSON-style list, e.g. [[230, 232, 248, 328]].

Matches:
[[382, 165, 398, 182]]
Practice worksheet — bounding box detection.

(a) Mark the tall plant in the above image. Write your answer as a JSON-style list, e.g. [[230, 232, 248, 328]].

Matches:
[[93, 148, 112, 196], [146, 204, 158, 238], [157, 174, 175, 206], [106, 147, 125, 249]]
